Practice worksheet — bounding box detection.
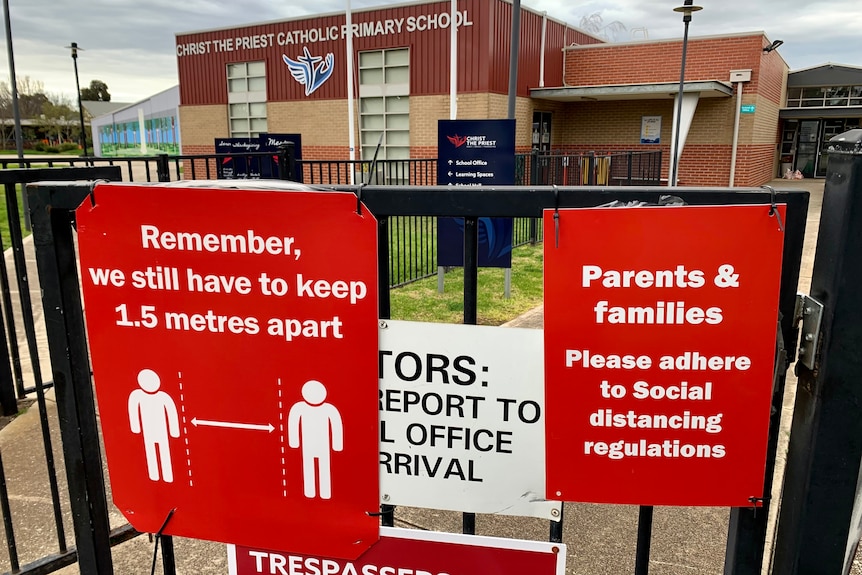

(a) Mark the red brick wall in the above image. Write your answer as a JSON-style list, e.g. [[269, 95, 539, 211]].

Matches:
[[565, 34, 766, 91]]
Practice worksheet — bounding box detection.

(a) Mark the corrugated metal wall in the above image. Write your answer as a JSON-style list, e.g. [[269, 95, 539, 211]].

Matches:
[[176, 0, 598, 106]]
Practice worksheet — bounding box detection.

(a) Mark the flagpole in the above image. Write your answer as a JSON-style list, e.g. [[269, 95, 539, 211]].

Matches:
[[346, 0, 356, 184], [450, 0, 457, 120]]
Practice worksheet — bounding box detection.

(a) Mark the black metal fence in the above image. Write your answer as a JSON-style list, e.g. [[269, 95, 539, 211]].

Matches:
[[0, 149, 653, 291], [0, 167, 140, 575], [19, 180, 807, 575]]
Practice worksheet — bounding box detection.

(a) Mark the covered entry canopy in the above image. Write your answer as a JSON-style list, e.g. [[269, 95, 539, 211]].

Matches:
[[529, 32, 788, 187], [531, 80, 733, 102]]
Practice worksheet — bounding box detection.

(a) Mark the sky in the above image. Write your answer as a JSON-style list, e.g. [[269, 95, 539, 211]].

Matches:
[[2, 0, 862, 104]]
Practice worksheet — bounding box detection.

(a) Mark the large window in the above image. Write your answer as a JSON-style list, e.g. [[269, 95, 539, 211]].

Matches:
[[786, 85, 862, 108], [359, 48, 410, 163], [227, 61, 267, 137]]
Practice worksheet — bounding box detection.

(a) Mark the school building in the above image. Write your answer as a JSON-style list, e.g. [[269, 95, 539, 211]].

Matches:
[[174, 0, 862, 186]]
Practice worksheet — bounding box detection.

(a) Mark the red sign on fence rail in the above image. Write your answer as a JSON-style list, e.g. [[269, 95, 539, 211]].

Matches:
[[228, 527, 566, 575], [543, 204, 785, 507], [77, 183, 380, 558]]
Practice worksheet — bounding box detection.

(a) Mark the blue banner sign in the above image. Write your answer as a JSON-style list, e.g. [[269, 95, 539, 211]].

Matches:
[[437, 119, 515, 268]]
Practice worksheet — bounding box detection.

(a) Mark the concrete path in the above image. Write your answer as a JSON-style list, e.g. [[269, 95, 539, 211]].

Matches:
[[0, 178, 838, 574]]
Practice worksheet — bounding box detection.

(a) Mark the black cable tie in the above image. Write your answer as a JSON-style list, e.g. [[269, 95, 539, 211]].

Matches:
[[150, 508, 177, 575], [553, 185, 560, 248], [88, 180, 99, 208], [156, 507, 176, 536], [355, 183, 365, 216], [366, 510, 384, 517], [748, 496, 769, 517], [762, 185, 785, 232]]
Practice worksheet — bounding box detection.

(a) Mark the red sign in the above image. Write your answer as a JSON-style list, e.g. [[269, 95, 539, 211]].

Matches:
[[77, 183, 379, 558], [228, 527, 566, 575], [543, 205, 785, 506]]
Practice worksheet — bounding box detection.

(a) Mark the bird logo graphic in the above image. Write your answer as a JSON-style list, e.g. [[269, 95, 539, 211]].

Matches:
[[283, 47, 335, 96], [447, 134, 467, 148]]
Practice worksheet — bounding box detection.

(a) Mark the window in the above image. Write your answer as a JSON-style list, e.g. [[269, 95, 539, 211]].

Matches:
[[358, 48, 410, 168], [786, 84, 862, 108], [227, 61, 267, 137]]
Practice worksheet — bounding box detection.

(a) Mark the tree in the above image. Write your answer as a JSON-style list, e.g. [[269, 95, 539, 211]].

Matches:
[[579, 12, 627, 42], [80, 79, 111, 102], [0, 76, 50, 148]]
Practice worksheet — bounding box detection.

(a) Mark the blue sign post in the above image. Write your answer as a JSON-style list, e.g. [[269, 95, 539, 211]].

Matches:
[[437, 119, 516, 268]]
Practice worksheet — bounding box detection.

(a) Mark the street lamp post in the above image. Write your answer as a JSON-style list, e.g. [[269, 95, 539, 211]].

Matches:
[[66, 42, 88, 159], [670, 0, 702, 186]]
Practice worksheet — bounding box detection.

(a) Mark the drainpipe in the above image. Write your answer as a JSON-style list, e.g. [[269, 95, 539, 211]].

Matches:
[[539, 12, 547, 87], [729, 69, 751, 187]]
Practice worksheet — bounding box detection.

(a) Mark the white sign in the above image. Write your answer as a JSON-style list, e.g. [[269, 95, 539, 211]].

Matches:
[[640, 115, 661, 144], [379, 320, 559, 520]]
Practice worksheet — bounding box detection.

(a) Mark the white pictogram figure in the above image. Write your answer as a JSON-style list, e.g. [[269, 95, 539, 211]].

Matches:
[[288, 380, 343, 499], [128, 369, 180, 482]]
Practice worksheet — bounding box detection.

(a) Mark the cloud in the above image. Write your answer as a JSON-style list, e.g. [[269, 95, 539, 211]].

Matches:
[[1, 0, 861, 104]]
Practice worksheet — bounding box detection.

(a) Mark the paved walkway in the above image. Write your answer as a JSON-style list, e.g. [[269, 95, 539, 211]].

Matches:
[[0, 178, 838, 574]]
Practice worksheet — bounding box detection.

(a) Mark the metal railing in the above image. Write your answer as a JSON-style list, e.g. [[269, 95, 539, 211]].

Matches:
[[0, 149, 654, 292], [0, 167, 142, 575]]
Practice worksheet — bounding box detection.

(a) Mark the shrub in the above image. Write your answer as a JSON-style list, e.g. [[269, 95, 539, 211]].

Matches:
[[45, 146, 59, 153], [33, 142, 46, 152], [58, 143, 79, 152]]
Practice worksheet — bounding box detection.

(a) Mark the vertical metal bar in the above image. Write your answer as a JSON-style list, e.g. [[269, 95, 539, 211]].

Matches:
[[462, 215, 479, 535], [4, 183, 68, 552], [156, 154, 170, 182], [0, 220, 24, 397], [0, 285, 15, 416], [377, 215, 394, 526], [0, 449, 19, 573], [161, 535, 177, 575], [29, 183, 113, 573], [634, 506, 654, 575], [549, 504, 564, 543], [627, 151, 634, 186]]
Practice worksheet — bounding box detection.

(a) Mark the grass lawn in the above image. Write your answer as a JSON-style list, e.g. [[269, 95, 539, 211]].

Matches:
[[390, 243, 543, 325], [0, 185, 27, 250]]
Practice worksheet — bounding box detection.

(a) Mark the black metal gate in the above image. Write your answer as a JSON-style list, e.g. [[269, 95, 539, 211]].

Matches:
[[10, 178, 809, 575]]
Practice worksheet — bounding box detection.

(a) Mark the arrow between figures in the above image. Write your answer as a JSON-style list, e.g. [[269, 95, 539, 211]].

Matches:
[[191, 418, 275, 433]]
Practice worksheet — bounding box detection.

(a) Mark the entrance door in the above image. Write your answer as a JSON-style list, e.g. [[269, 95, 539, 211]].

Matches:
[[795, 120, 819, 178]]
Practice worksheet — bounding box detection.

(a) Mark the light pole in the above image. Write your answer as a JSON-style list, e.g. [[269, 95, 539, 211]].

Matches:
[[66, 42, 88, 158], [670, 0, 702, 186]]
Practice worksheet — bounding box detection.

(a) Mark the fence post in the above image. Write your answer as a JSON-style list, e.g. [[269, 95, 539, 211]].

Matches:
[[28, 182, 114, 574], [278, 142, 296, 181], [529, 149, 538, 186], [627, 151, 634, 186], [772, 129, 862, 574], [156, 153, 170, 182]]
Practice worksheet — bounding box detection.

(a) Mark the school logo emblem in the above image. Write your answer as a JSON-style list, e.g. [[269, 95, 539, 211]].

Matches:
[[447, 134, 467, 148], [283, 47, 335, 96]]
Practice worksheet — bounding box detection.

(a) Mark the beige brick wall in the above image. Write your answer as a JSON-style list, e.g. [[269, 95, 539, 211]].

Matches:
[[179, 105, 228, 149], [268, 100, 349, 147]]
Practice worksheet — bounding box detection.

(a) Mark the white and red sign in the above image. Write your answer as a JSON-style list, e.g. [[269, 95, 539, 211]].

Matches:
[[543, 205, 785, 506], [77, 183, 379, 558], [228, 527, 566, 575], [379, 320, 559, 519]]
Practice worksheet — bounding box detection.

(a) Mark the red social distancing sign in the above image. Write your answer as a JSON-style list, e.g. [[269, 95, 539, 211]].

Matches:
[[77, 183, 379, 558], [543, 204, 785, 506]]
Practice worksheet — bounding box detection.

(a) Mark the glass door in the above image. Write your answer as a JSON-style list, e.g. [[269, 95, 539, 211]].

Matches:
[[795, 120, 819, 178]]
